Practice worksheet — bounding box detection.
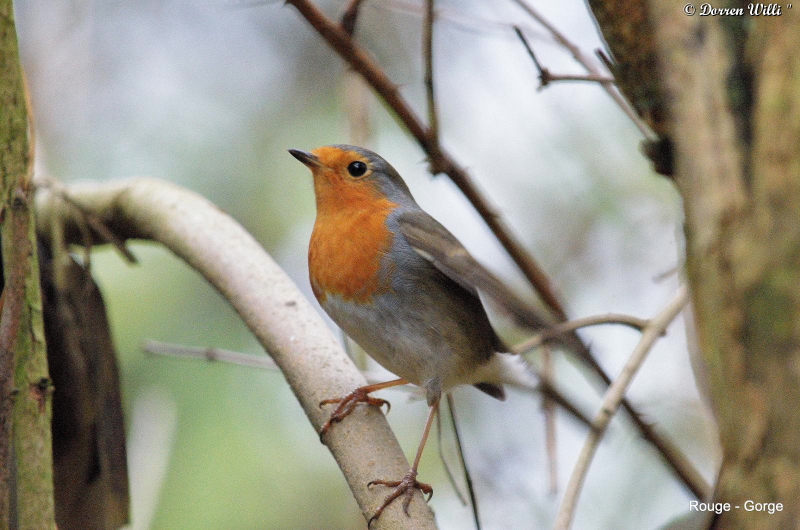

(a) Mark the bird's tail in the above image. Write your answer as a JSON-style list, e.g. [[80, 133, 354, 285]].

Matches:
[[473, 352, 539, 397], [474, 352, 591, 426]]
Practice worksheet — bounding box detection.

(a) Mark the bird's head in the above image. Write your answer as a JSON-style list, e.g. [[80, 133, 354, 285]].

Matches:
[[289, 145, 414, 211]]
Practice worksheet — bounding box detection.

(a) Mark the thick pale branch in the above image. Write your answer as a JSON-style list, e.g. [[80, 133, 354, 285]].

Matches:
[[554, 287, 690, 529], [36, 178, 436, 530]]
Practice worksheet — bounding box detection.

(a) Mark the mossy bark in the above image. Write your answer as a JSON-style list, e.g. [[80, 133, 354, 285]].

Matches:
[[642, 1, 800, 528], [0, 1, 55, 528]]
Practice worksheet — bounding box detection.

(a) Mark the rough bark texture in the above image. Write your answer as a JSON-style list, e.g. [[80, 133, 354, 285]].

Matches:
[[588, 0, 666, 136], [588, 0, 675, 175], [643, 1, 800, 528], [0, 1, 56, 528]]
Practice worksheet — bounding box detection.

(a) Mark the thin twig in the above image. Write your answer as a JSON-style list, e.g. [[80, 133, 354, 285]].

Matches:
[[447, 394, 481, 530], [143, 339, 397, 388], [0, 193, 30, 523], [436, 400, 469, 506], [542, 344, 558, 494], [514, 27, 613, 90], [143, 340, 280, 370], [554, 287, 690, 529], [344, 72, 373, 148], [540, 73, 615, 85], [510, 0, 654, 140], [512, 313, 650, 354], [372, 0, 547, 40], [514, 25, 545, 71], [423, 0, 442, 172]]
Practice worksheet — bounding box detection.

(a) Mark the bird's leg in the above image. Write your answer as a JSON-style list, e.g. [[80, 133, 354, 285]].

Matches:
[[319, 378, 407, 440], [367, 398, 439, 527]]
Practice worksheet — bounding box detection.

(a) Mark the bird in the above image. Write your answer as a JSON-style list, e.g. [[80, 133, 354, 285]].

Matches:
[[290, 145, 554, 526]]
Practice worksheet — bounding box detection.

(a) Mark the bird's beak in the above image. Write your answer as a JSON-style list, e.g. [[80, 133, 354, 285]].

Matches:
[[288, 149, 322, 168]]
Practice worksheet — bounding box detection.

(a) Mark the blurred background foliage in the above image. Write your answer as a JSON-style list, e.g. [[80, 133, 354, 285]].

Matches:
[[15, 0, 717, 528]]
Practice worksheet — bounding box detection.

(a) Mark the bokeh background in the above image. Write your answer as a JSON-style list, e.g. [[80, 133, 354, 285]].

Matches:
[[15, 0, 718, 528]]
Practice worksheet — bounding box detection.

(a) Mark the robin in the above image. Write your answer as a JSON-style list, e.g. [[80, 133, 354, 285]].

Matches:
[[290, 145, 544, 526]]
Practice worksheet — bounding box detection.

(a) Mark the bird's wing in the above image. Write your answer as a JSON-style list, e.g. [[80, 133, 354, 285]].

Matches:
[[397, 210, 555, 331]]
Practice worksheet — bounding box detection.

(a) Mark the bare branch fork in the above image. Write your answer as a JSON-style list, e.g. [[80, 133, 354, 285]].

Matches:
[[509, 0, 653, 140], [284, 0, 708, 500], [35, 178, 437, 530], [554, 287, 690, 529], [513, 27, 614, 90]]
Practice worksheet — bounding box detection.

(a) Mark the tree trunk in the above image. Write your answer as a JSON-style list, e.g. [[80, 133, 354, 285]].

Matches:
[[601, 1, 800, 527], [0, 1, 56, 528]]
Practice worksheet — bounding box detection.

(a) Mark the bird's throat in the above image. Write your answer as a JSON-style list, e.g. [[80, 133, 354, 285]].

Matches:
[[309, 196, 398, 303]]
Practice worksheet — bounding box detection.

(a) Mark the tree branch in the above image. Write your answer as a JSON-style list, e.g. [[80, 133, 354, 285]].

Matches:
[[510, 0, 653, 139], [513, 26, 614, 90], [422, 0, 442, 171], [512, 312, 650, 354], [554, 287, 689, 529], [36, 178, 437, 530]]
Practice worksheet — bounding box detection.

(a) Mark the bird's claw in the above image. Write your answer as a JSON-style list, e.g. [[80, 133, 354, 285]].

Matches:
[[367, 469, 433, 527], [318, 388, 392, 441]]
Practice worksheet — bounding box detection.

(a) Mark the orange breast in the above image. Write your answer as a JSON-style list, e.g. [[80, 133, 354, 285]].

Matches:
[[309, 193, 398, 303]]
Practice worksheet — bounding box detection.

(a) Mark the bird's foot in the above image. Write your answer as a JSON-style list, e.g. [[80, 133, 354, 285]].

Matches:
[[367, 469, 432, 528], [318, 387, 391, 440]]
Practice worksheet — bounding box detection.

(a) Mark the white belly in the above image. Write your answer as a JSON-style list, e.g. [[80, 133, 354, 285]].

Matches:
[[321, 293, 467, 390]]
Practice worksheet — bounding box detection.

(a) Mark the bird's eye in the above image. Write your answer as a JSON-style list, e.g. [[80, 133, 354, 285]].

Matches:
[[347, 161, 368, 177]]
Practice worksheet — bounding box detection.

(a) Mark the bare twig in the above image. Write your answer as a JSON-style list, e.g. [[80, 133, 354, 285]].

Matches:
[[344, 72, 373, 148], [0, 189, 30, 524], [372, 0, 547, 40], [341, 0, 367, 35], [36, 178, 437, 530], [595, 49, 615, 74], [542, 344, 558, 494], [513, 313, 650, 354], [423, 0, 442, 172], [143, 340, 280, 371], [514, 27, 613, 90], [510, 0, 653, 140], [554, 287, 690, 529], [143, 339, 400, 390], [446, 394, 481, 530], [1, 2, 55, 524], [436, 400, 468, 507]]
